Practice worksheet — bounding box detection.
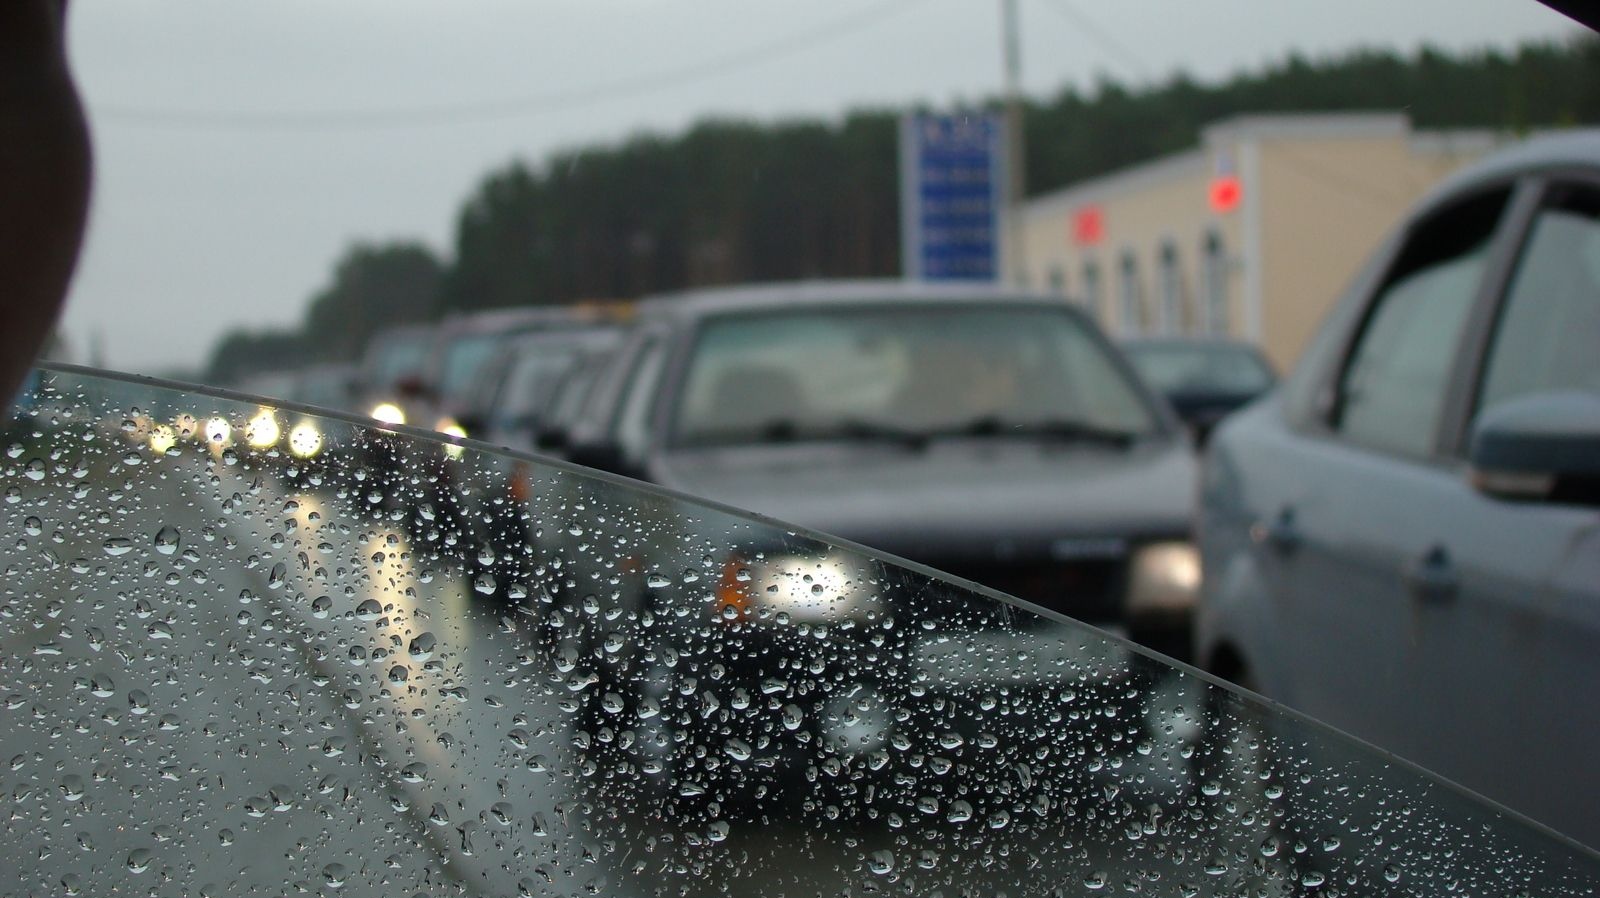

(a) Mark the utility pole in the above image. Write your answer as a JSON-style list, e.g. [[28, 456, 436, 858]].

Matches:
[[1001, 0, 1028, 287]]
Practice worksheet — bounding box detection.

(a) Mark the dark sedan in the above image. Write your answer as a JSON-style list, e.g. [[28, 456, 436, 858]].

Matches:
[[564, 281, 1200, 658]]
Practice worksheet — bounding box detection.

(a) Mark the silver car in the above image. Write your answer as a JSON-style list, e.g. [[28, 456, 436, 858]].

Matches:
[[1196, 130, 1600, 849]]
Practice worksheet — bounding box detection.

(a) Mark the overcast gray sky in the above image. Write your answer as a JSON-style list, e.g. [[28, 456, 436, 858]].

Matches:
[[61, 0, 1579, 374]]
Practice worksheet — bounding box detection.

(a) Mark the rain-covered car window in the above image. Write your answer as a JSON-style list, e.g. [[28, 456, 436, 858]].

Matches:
[[3, 365, 1597, 896], [675, 306, 1156, 446]]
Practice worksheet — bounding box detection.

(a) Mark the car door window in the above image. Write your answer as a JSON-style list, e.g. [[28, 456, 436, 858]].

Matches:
[[1477, 181, 1600, 417], [1334, 188, 1509, 458]]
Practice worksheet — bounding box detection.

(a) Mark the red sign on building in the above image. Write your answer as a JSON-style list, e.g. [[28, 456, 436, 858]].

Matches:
[[1071, 205, 1105, 246], [1209, 174, 1242, 214]]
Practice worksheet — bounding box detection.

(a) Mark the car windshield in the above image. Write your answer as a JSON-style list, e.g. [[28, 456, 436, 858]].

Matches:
[[1125, 343, 1276, 395], [367, 336, 430, 390], [674, 305, 1158, 447], [437, 333, 504, 402], [3, 365, 1596, 896], [497, 349, 580, 419], [545, 354, 612, 435]]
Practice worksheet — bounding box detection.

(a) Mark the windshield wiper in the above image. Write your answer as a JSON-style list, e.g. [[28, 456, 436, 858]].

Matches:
[[740, 418, 927, 449], [739, 418, 929, 448], [833, 418, 929, 449], [947, 415, 1140, 448]]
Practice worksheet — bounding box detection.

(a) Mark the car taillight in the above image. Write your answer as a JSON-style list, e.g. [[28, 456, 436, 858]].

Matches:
[[713, 558, 751, 623], [508, 461, 531, 503]]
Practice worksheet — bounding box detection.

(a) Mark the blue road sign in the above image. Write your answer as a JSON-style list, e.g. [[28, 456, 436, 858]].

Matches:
[[899, 113, 1006, 281]]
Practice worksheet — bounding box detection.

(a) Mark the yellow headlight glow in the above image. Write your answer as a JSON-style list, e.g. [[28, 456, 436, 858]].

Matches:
[[148, 424, 177, 455], [203, 416, 232, 447], [437, 418, 468, 459], [288, 422, 323, 458], [246, 409, 280, 449], [371, 403, 406, 426]]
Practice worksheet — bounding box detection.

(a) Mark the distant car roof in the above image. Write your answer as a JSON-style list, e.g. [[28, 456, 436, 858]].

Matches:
[[437, 303, 631, 337], [633, 279, 1078, 321], [1418, 128, 1600, 216], [502, 323, 622, 351]]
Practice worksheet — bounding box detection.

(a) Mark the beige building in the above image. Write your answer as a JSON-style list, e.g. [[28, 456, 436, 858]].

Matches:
[[1016, 113, 1505, 370]]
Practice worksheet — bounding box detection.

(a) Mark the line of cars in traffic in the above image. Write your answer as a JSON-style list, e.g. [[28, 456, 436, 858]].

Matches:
[[252, 281, 1261, 664], [200, 275, 1278, 813], [174, 130, 1599, 849]]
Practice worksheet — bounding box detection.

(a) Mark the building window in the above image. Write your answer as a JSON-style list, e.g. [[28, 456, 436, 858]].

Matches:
[[1158, 240, 1182, 335], [1203, 229, 1229, 336], [1081, 259, 1103, 325], [1047, 264, 1066, 295], [1118, 250, 1142, 336]]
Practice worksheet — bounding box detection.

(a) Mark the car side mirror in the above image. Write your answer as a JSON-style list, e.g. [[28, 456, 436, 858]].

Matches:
[[535, 425, 569, 453], [567, 438, 631, 477], [1467, 391, 1600, 505]]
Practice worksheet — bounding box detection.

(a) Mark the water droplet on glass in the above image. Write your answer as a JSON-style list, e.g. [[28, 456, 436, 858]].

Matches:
[[102, 537, 133, 557], [868, 850, 895, 876], [409, 632, 436, 661], [781, 704, 804, 730]]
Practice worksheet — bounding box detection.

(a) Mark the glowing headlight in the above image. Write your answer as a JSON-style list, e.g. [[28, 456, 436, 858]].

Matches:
[[288, 421, 323, 458], [148, 424, 177, 455], [1126, 541, 1201, 618], [245, 409, 280, 449], [371, 402, 406, 426], [715, 554, 879, 623], [203, 416, 232, 447], [436, 418, 467, 460]]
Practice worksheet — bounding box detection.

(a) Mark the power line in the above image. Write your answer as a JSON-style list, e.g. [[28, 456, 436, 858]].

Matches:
[[92, 0, 931, 132], [1033, 0, 1151, 84]]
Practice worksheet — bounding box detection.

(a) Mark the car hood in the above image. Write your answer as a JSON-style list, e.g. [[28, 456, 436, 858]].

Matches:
[[653, 437, 1197, 561]]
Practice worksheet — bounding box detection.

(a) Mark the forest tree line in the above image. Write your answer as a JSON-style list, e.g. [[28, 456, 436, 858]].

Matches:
[[205, 37, 1600, 385]]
